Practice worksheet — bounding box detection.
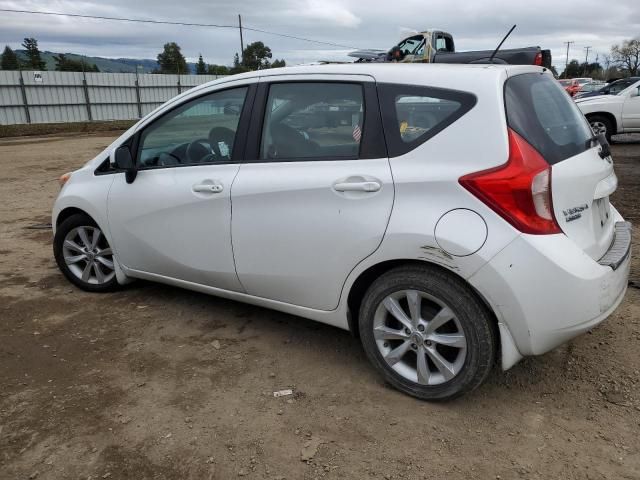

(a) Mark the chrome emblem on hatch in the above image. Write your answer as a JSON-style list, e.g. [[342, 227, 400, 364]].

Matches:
[[563, 204, 589, 222]]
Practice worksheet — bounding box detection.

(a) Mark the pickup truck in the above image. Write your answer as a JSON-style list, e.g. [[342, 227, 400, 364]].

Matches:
[[349, 30, 552, 68], [576, 78, 640, 142]]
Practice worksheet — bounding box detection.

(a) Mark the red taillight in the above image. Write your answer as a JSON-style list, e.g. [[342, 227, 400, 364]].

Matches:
[[534, 52, 543, 66], [459, 129, 561, 235]]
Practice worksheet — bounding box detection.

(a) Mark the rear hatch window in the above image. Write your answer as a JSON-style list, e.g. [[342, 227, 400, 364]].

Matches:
[[505, 73, 593, 165], [505, 72, 617, 260]]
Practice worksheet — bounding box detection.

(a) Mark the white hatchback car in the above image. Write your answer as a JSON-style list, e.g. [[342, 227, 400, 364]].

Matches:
[[52, 64, 631, 400]]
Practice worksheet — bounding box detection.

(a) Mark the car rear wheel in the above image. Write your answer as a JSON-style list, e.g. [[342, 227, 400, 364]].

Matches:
[[53, 213, 119, 292], [588, 115, 613, 144], [359, 265, 496, 400]]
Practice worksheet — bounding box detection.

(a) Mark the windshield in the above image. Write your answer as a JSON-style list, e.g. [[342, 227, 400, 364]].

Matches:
[[506, 73, 594, 165]]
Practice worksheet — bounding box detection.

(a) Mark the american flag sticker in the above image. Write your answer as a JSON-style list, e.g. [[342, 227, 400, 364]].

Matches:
[[352, 124, 362, 142]]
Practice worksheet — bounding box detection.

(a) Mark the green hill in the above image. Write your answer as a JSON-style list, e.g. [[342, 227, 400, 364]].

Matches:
[[11, 50, 197, 74]]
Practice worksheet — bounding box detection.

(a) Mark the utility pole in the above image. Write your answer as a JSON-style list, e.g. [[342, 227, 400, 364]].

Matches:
[[583, 46, 591, 75], [564, 41, 574, 78], [238, 14, 244, 64]]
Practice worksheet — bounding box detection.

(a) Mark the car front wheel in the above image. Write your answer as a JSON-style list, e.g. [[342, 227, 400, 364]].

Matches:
[[359, 265, 496, 400], [53, 213, 119, 292], [588, 115, 613, 144]]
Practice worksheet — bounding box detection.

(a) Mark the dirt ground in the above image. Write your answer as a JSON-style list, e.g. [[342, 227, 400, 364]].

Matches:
[[0, 133, 639, 480]]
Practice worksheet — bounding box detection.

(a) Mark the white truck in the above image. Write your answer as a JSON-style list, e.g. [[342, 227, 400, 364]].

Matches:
[[576, 78, 640, 142]]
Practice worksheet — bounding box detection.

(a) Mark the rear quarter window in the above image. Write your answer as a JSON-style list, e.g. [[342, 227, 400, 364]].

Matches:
[[378, 83, 476, 157], [505, 73, 593, 165]]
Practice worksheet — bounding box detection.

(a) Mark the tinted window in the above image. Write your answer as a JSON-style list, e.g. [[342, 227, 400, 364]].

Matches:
[[505, 73, 593, 165], [138, 87, 247, 168], [260, 83, 364, 161], [607, 78, 639, 94], [378, 83, 476, 157]]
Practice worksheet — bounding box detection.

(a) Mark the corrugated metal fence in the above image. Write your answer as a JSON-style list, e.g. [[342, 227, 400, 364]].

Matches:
[[0, 70, 227, 125]]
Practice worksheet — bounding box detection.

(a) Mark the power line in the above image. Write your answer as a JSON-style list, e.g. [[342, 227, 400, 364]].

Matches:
[[0, 8, 358, 50]]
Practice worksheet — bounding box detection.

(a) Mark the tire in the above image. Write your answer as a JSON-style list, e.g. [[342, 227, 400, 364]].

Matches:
[[587, 115, 613, 144], [359, 265, 496, 400], [53, 213, 119, 292]]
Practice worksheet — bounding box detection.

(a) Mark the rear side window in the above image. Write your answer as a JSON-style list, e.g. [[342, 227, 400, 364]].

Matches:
[[378, 83, 476, 157], [505, 73, 593, 165], [260, 82, 364, 161]]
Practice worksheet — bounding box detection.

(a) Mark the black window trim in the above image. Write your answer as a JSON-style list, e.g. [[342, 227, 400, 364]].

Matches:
[[377, 82, 477, 158], [244, 79, 387, 164], [95, 82, 257, 176]]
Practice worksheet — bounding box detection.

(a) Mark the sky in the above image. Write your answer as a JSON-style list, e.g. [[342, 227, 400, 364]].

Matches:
[[0, 0, 638, 72]]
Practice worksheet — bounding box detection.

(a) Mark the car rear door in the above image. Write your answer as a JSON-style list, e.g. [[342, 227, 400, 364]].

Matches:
[[230, 75, 393, 310], [107, 82, 255, 291], [505, 72, 617, 260]]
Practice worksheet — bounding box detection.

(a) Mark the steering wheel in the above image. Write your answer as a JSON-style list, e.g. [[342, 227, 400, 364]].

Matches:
[[186, 139, 215, 164], [208, 127, 236, 159]]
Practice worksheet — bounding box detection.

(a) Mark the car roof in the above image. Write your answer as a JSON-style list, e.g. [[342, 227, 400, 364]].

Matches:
[[194, 63, 545, 93]]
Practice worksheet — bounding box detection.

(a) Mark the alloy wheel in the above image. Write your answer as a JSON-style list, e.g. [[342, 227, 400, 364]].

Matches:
[[372, 289, 467, 385], [590, 120, 607, 136], [62, 226, 115, 285]]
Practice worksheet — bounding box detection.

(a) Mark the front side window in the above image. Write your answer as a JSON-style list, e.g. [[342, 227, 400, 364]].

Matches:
[[138, 87, 247, 168], [260, 83, 364, 161], [379, 83, 476, 157], [397, 36, 424, 55]]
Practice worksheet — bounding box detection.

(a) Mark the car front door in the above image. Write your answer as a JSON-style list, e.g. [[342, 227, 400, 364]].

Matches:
[[107, 82, 254, 291], [231, 75, 393, 310], [622, 83, 640, 129]]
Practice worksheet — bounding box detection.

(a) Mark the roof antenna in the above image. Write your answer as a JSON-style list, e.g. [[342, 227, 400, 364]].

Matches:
[[489, 24, 517, 64]]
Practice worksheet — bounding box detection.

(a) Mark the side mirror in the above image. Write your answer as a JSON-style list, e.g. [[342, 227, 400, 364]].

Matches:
[[113, 145, 137, 184], [631, 87, 640, 98]]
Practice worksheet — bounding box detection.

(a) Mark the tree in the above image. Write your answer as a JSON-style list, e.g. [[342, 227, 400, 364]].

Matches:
[[207, 64, 230, 75], [611, 38, 640, 76], [230, 52, 248, 74], [53, 54, 99, 72], [196, 54, 207, 74], [271, 59, 286, 68], [157, 42, 188, 74], [242, 41, 272, 70], [1, 45, 19, 70], [21, 37, 46, 70], [562, 59, 581, 78]]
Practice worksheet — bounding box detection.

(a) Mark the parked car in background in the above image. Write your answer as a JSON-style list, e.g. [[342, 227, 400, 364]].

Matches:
[[575, 77, 640, 100], [573, 81, 605, 98], [576, 78, 640, 141], [52, 64, 631, 401], [559, 77, 592, 97]]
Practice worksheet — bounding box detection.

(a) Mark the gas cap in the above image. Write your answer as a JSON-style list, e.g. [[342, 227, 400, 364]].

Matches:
[[434, 209, 487, 257]]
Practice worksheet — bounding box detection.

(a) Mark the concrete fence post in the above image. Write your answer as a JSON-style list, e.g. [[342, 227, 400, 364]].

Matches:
[[18, 72, 31, 124], [82, 72, 93, 121], [135, 71, 142, 118], [177, 75, 182, 95]]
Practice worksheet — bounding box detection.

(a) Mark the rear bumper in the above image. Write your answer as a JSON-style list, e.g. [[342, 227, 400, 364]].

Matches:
[[469, 221, 631, 357]]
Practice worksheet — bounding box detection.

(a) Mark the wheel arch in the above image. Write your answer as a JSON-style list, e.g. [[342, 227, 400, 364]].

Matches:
[[346, 258, 500, 344], [585, 111, 618, 134], [55, 206, 91, 228]]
